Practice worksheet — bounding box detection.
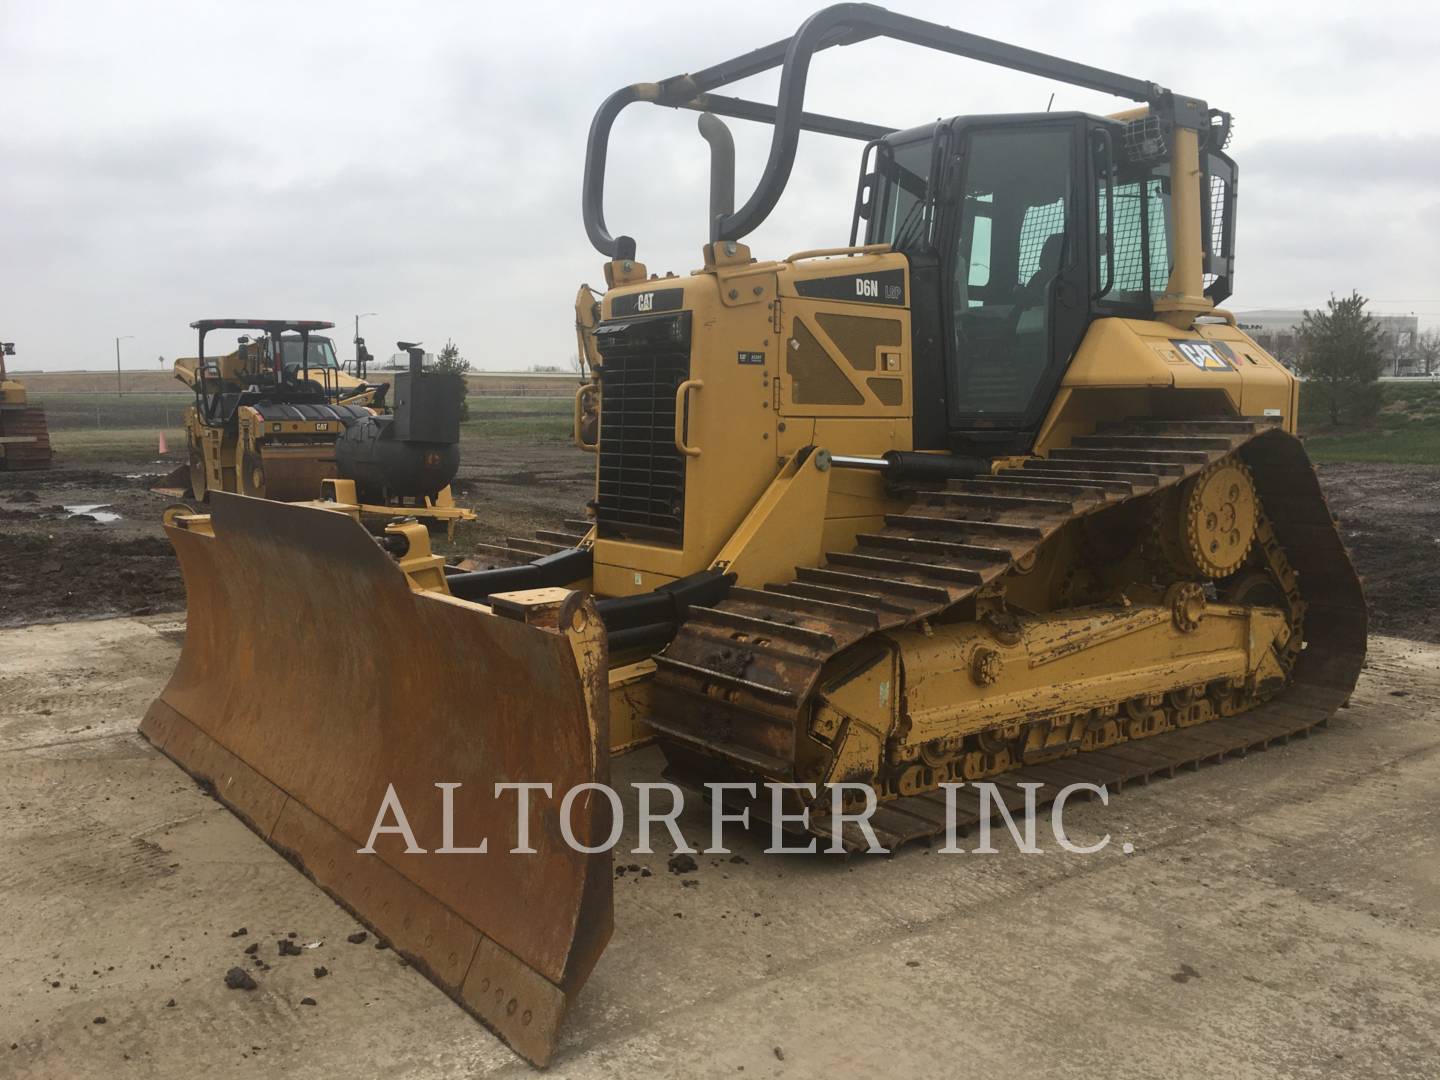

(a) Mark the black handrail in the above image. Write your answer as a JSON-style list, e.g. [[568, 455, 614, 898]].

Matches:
[[1094, 125, 1116, 299], [582, 2, 1166, 257]]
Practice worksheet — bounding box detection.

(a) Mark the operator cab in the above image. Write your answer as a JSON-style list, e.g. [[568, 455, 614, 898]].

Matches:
[[858, 111, 1234, 453], [189, 318, 339, 425], [582, 5, 1238, 458]]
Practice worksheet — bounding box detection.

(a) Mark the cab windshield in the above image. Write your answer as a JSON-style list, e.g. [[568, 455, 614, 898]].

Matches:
[[280, 336, 339, 371]]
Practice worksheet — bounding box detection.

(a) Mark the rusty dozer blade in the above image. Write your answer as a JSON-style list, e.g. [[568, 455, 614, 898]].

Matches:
[[148, 462, 191, 499], [141, 491, 611, 1067]]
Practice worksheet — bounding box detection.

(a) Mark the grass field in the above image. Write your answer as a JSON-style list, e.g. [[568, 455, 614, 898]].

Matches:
[[46, 428, 186, 466], [1299, 382, 1440, 464], [462, 398, 572, 440], [34, 392, 573, 463], [33, 384, 1438, 466], [31, 393, 187, 464]]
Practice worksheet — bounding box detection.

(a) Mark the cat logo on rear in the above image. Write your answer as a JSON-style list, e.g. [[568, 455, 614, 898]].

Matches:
[[1173, 340, 1234, 371]]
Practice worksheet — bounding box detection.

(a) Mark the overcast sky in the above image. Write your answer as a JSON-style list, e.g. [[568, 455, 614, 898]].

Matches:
[[3, 0, 1438, 372]]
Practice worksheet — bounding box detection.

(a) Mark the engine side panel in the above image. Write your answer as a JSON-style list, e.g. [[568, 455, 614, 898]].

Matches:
[[1033, 317, 1296, 455]]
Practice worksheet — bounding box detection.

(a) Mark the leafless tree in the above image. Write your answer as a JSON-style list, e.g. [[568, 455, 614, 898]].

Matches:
[[1416, 329, 1440, 376]]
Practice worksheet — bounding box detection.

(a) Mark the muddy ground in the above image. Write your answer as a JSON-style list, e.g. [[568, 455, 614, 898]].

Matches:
[[2, 442, 1437, 641], [0, 434, 591, 627], [0, 468, 186, 626], [1313, 461, 1440, 643], [4, 621, 1440, 1077]]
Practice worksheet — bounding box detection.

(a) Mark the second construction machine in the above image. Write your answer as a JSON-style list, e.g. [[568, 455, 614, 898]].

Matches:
[[173, 318, 471, 524], [0, 340, 52, 470], [143, 5, 1365, 1067]]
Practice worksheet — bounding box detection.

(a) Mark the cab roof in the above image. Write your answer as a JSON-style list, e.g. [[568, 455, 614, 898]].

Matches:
[[190, 318, 335, 333]]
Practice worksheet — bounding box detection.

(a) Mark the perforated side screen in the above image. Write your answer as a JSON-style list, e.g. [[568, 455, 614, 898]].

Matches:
[[787, 321, 863, 406], [1204, 172, 1228, 292], [815, 313, 902, 372]]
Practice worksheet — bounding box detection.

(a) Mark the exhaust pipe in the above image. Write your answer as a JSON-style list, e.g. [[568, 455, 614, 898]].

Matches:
[[697, 112, 734, 243], [398, 340, 425, 377]]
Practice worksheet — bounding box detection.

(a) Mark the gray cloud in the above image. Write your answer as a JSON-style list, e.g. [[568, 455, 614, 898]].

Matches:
[[1246, 133, 1440, 188], [2, 0, 1438, 371]]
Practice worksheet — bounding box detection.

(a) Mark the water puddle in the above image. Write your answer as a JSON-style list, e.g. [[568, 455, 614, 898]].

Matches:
[[64, 504, 122, 523]]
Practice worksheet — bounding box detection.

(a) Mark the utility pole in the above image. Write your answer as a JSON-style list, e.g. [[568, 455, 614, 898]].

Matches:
[[354, 312, 377, 369], [115, 335, 133, 397]]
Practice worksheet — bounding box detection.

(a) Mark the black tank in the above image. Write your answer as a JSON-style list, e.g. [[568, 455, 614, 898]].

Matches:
[[336, 363, 463, 501]]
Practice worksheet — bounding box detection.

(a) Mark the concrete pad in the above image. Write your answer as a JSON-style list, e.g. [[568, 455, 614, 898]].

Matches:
[[1, 618, 1438, 1078]]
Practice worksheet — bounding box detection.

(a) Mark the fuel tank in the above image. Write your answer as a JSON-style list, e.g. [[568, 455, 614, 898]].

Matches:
[[336, 415, 459, 499], [336, 366, 463, 500]]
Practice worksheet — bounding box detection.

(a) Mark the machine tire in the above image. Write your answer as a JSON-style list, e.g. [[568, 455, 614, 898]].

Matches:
[[188, 438, 208, 502], [237, 445, 267, 498]]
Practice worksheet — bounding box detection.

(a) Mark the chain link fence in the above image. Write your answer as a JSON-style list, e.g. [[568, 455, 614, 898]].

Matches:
[[35, 394, 190, 431], [33, 391, 575, 433]]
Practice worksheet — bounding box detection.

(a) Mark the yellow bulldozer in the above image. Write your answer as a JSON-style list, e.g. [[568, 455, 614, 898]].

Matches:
[[0, 340, 53, 470], [171, 317, 473, 525], [143, 5, 1365, 1067]]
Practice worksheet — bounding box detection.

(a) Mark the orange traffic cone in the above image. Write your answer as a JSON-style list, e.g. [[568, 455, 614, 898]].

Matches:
[[158, 431, 169, 455]]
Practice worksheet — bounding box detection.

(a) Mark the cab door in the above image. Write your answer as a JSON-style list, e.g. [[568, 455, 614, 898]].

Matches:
[[939, 118, 1092, 451]]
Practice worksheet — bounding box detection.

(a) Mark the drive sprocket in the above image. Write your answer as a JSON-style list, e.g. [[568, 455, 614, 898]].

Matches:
[[1182, 459, 1258, 578]]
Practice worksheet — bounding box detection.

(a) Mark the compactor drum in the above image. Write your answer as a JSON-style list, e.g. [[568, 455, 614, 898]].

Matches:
[[144, 6, 1365, 1067]]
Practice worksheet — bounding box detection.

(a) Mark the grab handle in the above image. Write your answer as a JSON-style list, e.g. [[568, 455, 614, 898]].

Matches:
[[574, 383, 599, 452], [673, 379, 703, 457]]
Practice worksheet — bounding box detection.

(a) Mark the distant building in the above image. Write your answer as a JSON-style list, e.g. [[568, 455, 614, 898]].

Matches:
[[1235, 309, 1421, 375], [384, 350, 436, 369]]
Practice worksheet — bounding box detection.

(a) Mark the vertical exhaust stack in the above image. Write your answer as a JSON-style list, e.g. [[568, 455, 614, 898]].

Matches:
[[401, 340, 425, 378], [698, 113, 735, 243]]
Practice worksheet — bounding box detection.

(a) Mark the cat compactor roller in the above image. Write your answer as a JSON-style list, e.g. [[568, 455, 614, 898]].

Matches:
[[143, 5, 1365, 1067], [174, 318, 471, 524], [176, 318, 385, 500]]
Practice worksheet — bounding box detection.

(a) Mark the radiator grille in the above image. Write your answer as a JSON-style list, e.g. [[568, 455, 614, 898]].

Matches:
[[594, 312, 692, 546]]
